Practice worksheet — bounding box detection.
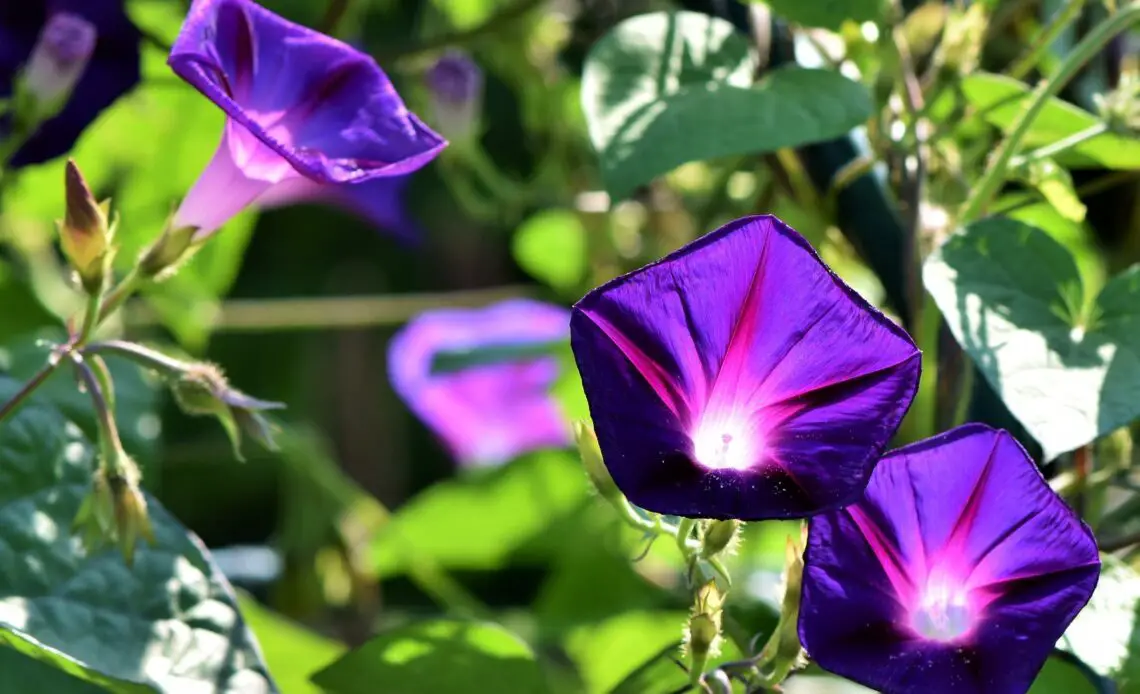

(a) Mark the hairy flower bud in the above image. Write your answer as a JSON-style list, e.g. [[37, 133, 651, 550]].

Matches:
[[73, 453, 155, 566], [18, 13, 97, 122], [59, 159, 113, 293], [574, 420, 621, 504], [425, 50, 483, 145], [700, 519, 740, 559], [685, 580, 725, 683], [171, 363, 285, 459]]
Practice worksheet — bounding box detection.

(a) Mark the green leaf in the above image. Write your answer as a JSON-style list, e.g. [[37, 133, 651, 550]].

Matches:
[[0, 264, 55, 345], [311, 620, 548, 694], [0, 647, 108, 693], [236, 593, 345, 694], [1029, 651, 1112, 694], [923, 218, 1140, 460], [1058, 557, 1140, 688], [758, 0, 882, 30], [961, 72, 1140, 170], [565, 611, 688, 694], [512, 210, 588, 293], [371, 452, 588, 578], [0, 378, 275, 692], [606, 642, 690, 694], [581, 11, 872, 199]]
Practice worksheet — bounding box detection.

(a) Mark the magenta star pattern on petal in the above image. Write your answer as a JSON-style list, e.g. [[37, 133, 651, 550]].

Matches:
[[570, 215, 921, 520], [168, 0, 445, 239], [388, 299, 572, 468], [799, 424, 1100, 694]]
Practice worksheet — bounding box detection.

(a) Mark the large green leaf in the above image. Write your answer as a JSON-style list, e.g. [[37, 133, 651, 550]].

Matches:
[[961, 72, 1140, 170], [581, 11, 871, 199], [511, 209, 588, 294], [236, 593, 344, 694], [0, 647, 108, 693], [0, 378, 275, 692], [923, 218, 1140, 460], [1059, 557, 1140, 689], [311, 620, 548, 694], [371, 452, 588, 577], [757, 0, 881, 30], [564, 611, 688, 694], [1029, 651, 1113, 694]]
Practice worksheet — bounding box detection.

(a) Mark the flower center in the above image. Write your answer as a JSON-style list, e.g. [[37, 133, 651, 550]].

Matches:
[[911, 575, 973, 642], [692, 417, 756, 471]]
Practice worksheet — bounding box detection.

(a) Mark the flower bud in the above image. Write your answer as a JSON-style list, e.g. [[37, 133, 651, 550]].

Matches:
[[685, 580, 725, 682], [171, 363, 285, 459], [756, 527, 808, 685], [73, 454, 155, 566], [700, 519, 740, 559], [18, 13, 97, 122], [574, 420, 621, 503], [425, 50, 483, 145], [138, 217, 198, 280], [59, 159, 114, 293]]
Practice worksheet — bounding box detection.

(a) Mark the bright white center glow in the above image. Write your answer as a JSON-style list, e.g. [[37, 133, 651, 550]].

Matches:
[[692, 417, 756, 471], [912, 574, 973, 642]]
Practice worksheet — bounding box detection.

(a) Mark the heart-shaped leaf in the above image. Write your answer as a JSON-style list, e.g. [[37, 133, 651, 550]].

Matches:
[[0, 378, 275, 692], [924, 218, 1140, 459], [581, 11, 871, 199]]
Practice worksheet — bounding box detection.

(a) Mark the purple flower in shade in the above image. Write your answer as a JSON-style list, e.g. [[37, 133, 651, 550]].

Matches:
[[0, 1, 141, 167], [424, 50, 483, 143], [799, 424, 1100, 694], [388, 299, 572, 468], [167, 0, 446, 240], [569, 215, 921, 520]]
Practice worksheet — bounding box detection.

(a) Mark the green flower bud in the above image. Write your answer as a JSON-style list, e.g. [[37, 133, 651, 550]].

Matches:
[[73, 453, 155, 567], [700, 519, 740, 559], [685, 580, 725, 682], [139, 218, 198, 280], [59, 159, 114, 294], [171, 363, 285, 459]]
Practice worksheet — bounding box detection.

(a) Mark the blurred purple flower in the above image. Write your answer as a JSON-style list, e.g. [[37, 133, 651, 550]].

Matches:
[[425, 50, 483, 143], [388, 299, 571, 468], [799, 424, 1100, 694], [0, 1, 140, 167], [168, 0, 446, 239], [570, 215, 920, 520]]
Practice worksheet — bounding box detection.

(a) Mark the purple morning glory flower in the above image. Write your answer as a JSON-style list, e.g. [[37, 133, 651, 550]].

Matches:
[[0, 1, 141, 167], [168, 0, 446, 239], [799, 424, 1100, 694], [570, 215, 921, 520], [388, 299, 572, 468]]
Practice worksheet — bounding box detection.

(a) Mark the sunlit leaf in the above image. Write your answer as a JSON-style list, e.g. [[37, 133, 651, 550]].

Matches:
[[1058, 557, 1140, 688], [371, 452, 588, 577], [0, 378, 274, 692], [312, 620, 548, 694], [961, 72, 1140, 170], [924, 218, 1140, 460], [236, 593, 345, 694], [754, 0, 882, 30], [582, 11, 871, 199]]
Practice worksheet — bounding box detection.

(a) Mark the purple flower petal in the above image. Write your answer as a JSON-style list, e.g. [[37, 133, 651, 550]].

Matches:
[[168, 0, 445, 237], [0, 1, 141, 167], [799, 424, 1101, 694], [570, 215, 920, 520], [388, 299, 572, 467]]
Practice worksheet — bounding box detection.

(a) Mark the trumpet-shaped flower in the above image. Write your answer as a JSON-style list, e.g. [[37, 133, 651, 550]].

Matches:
[[168, 0, 445, 239], [0, 1, 141, 166], [388, 299, 571, 467], [799, 424, 1100, 694], [570, 215, 920, 520]]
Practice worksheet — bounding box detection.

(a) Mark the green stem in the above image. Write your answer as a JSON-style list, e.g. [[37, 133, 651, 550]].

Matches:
[[77, 291, 102, 345], [97, 267, 145, 324], [71, 354, 123, 467], [1008, 0, 1089, 80], [83, 340, 190, 375], [1010, 122, 1110, 167], [960, 4, 1140, 224], [0, 354, 65, 426]]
